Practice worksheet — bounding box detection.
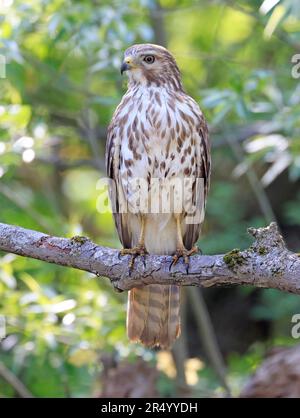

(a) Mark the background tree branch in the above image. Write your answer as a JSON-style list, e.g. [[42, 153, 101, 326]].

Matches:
[[0, 222, 299, 294], [0, 362, 34, 398]]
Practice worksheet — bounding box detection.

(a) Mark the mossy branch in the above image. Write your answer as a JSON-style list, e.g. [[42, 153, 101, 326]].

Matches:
[[0, 222, 299, 294]]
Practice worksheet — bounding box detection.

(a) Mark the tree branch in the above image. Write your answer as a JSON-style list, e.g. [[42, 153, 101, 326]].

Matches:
[[0, 222, 299, 294], [0, 362, 34, 398]]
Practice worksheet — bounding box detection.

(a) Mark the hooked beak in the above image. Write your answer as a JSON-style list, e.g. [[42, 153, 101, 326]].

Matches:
[[120, 62, 130, 75], [120, 56, 134, 75]]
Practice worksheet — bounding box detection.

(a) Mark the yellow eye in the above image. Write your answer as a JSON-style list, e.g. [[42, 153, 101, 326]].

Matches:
[[143, 55, 155, 64]]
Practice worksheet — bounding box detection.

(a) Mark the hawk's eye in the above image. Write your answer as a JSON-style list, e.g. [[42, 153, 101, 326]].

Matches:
[[143, 55, 155, 64]]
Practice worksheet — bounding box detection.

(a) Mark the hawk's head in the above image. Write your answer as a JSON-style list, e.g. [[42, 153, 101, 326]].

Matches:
[[121, 43, 182, 90]]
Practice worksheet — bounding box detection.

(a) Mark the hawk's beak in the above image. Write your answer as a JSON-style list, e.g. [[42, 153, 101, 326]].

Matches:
[[120, 62, 129, 75], [120, 56, 133, 75]]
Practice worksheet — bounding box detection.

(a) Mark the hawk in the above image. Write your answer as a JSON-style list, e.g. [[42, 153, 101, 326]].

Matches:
[[106, 44, 210, 348]]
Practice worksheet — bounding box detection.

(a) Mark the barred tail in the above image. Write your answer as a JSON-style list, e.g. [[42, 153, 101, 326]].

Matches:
[[126, 284, 181, 349]]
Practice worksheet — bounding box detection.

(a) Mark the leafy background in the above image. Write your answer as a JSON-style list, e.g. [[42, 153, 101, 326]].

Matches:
[[0, 0, 300, 397]]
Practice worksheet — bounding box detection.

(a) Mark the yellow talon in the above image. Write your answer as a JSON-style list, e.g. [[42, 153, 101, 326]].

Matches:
[[172, 245, 198, 266], [120, 245, 148, 269], [119, 215, 147, 269]]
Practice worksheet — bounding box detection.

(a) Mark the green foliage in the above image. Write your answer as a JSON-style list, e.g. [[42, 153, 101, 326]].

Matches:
[[284, 192, 300, 226]]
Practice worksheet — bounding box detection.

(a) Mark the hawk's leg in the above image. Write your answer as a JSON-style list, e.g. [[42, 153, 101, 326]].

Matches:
[[119, 216, 148, 269], [171, 215, 198, 270]]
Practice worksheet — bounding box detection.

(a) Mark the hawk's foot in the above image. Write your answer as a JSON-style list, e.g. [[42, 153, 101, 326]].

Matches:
[[119, 245, 148, 270], [170, 246, 199, 273]]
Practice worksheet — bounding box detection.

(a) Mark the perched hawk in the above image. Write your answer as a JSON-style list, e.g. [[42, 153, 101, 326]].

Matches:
[[106, 44, 210, 348]]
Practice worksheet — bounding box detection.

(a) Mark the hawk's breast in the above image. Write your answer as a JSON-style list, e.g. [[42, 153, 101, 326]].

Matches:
[[118, 86, 199, 201]]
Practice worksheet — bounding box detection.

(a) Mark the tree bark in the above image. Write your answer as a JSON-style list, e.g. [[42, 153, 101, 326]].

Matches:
[[0, 222, 299, 294]]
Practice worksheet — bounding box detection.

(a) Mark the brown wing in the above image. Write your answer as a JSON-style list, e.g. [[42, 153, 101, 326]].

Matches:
[[106, 119, 131, 248], [183, 113, 211, 250]]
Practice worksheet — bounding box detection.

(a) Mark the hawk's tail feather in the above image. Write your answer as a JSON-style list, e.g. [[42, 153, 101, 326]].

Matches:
[[127, 284, 181, 349]]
